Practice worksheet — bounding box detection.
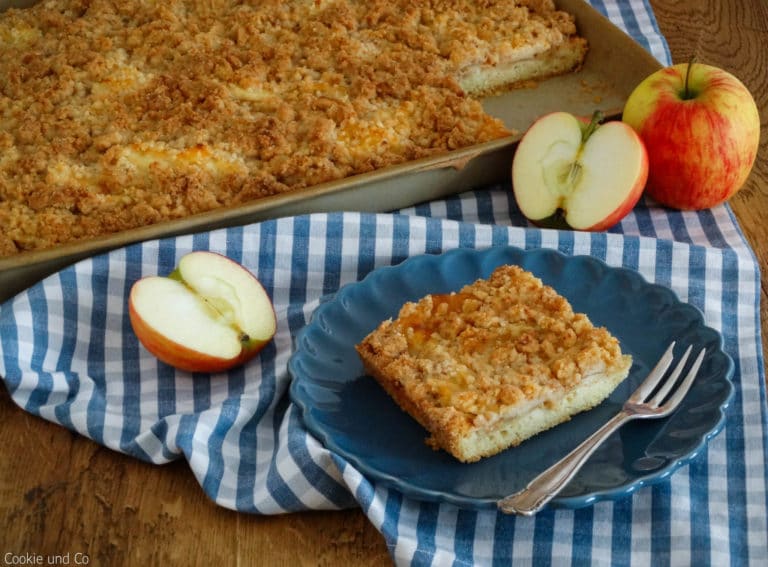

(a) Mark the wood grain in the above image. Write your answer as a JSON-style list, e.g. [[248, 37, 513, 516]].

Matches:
[[0, 394, 392, 565], [1, 1, 766, 565]]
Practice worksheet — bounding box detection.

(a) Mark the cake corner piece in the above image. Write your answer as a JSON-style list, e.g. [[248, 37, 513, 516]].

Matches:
[[355, 264, 632, 463]]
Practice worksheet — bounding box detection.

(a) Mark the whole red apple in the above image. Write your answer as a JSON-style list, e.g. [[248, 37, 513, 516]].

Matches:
[[622, 62, 759, 210]]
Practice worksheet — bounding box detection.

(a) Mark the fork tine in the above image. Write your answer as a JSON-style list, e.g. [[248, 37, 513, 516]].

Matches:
[[658, 348, 706, 412], [647, 345, 693, 406], [628, 342, 676, 404]]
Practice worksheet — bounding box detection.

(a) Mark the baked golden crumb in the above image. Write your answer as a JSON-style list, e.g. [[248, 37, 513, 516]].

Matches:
[[356, 264, 631, 463], [0, 0, 587, 256]]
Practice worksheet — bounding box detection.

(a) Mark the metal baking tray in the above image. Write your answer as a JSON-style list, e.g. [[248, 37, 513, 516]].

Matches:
[[0, 0, 661, 302]]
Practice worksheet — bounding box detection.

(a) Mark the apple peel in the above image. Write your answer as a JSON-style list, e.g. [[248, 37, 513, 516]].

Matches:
[[129, 251, 277, 373]]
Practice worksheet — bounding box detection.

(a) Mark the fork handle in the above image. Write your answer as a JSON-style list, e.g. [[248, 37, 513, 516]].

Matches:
[[498, 411, 631, 515]]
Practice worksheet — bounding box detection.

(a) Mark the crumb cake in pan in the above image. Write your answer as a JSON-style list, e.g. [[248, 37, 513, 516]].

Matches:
[[0, 0, 587, 257], [356, 265, 632, 463]]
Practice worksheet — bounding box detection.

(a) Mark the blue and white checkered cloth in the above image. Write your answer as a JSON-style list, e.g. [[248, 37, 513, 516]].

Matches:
[[2, 2, 767, 565]]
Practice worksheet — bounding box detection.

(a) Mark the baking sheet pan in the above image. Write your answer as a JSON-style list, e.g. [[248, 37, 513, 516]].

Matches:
[[0, 0, 662, 302]]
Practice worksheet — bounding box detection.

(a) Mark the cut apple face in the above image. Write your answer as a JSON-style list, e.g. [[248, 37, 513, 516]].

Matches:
[[128, 251, 277, 373], [512, 111, 648, 231]]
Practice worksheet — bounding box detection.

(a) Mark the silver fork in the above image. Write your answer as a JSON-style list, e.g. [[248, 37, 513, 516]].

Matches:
[[497, 342, 706, 515]]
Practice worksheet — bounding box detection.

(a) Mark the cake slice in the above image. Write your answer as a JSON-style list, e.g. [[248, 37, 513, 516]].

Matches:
[[355, 264, 632, 463]]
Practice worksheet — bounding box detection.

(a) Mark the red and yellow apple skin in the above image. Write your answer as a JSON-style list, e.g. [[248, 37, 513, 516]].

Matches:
[[128, 251, 277, 373], [622, 62, 760, 210]]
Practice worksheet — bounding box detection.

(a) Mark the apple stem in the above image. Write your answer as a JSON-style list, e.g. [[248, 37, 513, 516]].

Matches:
[[581, 110, 604, 144], [683, 55, 696, 100]]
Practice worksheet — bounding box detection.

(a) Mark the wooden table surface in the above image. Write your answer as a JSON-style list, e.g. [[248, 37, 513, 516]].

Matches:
[[1, 1, 766, 565]]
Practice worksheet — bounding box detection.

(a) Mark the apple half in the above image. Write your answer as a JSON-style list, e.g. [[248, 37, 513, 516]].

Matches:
[[511, 111, 648, 231], [128, 251, 277, 373]]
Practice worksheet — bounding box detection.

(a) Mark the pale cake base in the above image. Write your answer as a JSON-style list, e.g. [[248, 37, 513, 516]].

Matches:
[[444, 364, 631, 462]]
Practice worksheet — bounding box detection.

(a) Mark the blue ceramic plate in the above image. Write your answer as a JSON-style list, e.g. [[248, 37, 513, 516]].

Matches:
[[288, 247, 734, 510]]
